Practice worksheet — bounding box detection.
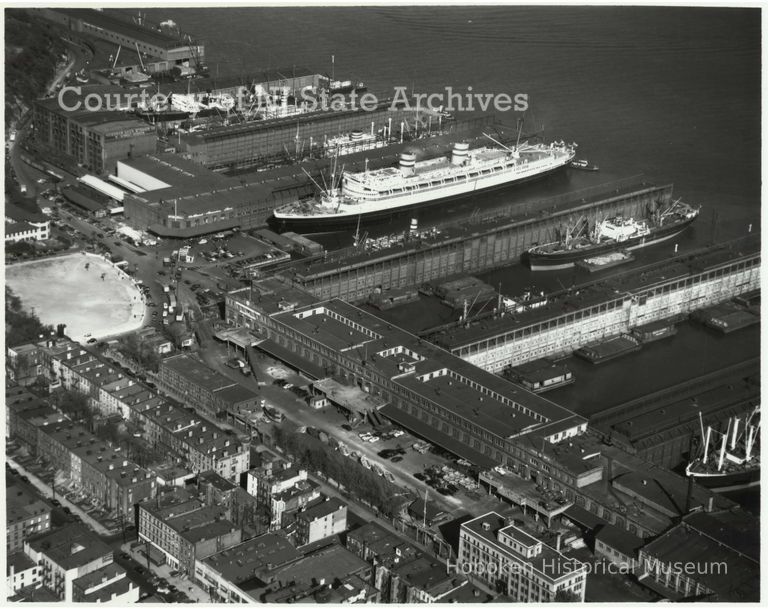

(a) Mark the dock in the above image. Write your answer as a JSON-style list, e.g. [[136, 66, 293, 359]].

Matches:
[[431, 236, 760, 372], [281, 177, 672, 301]]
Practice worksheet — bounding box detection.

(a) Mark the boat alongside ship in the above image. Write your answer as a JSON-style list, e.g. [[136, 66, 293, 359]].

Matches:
[[526, 199, 700, 271], [687, 407, 760, 492], [569, 158, 599, 171], [272, 132, 576, 230]]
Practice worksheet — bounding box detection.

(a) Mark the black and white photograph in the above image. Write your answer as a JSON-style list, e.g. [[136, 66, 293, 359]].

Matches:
[[3, 2, 761, 604]]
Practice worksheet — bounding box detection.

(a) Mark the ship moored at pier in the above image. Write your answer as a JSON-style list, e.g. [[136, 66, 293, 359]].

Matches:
[[526, 199, 700, 271], [686, 407, 760, 492], [272, 135, 576, 230]]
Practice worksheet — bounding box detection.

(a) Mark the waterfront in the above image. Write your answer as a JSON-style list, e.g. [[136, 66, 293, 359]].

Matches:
[[143, 6, 760, 244], [5, 7, 760, 603]]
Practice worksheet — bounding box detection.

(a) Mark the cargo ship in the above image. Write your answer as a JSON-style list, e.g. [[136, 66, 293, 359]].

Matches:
[[526, 199, 700, 271], [272, 134, 575, 230], [686, 408, 760, 492]]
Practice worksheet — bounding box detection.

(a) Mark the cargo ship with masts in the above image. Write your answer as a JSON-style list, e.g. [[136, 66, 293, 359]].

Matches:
[[272, 131, 576, 230], [526, 199, 700, 271], [686, 407, 760, 492]]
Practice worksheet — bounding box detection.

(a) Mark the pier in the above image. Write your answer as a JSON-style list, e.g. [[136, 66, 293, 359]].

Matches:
[[432, 236, 759, 372], [590, 358, 760, 470], [281, 177, 672, 301]]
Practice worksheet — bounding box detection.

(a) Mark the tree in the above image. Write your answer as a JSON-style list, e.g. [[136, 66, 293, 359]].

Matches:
[[52, 389, 93, 425], [5, 286, 53, 347]]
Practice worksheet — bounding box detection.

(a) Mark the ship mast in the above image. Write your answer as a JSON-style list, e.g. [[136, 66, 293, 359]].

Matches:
[[717, 418, 732, 473], [745, 409, 760, 461]]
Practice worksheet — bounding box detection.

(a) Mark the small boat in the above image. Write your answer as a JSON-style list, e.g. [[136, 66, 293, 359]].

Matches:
[[570, 159, 599, 171]]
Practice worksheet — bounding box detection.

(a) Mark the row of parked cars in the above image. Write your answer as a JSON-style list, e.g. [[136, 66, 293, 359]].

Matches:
[[358, 429, 405, 444]]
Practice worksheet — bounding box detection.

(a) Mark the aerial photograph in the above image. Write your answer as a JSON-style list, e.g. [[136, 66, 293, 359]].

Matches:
[[4, 3, 760, 604]]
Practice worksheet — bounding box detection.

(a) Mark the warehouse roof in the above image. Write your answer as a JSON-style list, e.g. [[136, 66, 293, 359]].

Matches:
[[270, 298, 585, 445], [54, 8, 190, 48]]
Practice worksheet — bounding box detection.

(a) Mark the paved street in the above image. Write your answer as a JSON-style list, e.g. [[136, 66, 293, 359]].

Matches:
[[7, 455, 111, 536]]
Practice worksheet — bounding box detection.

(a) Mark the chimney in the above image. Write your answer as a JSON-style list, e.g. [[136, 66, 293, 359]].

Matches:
[[556, 532, 562, 552], [706, 495, 714, 513]]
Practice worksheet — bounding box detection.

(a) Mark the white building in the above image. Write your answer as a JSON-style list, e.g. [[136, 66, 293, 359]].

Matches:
[[23, 525, 115, 602], [295, 496, 348, 546], [5, 220, 50, 243], [458, 512, 587, 602], [7, 551, 42, 595]]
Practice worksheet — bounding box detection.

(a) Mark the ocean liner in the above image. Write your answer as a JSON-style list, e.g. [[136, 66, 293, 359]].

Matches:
[[272, 134, 576, 230], [686, 407, 760, 492], [526, 199, 700, 271]]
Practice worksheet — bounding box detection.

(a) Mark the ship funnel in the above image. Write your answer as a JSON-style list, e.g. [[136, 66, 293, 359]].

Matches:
[[399, 152, 416, 176], [451, 142, 469, 165], [350, 130, 364, 142]]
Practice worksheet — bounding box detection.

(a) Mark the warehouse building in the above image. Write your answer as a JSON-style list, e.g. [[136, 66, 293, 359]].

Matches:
[[177, 101, 418, 170], [225, 283, 731, 538], [33, 98, 156, 175], [118, 153, 296, 237], [34, 8, 205, 76]]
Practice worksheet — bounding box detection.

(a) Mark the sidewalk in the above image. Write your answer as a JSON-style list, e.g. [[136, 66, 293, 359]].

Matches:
[[7, 456, 112, 536], [121, 542, 211, 603]]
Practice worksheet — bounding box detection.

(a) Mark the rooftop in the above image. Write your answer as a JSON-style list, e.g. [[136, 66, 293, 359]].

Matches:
[[73, 562, 125, 589], [7, 550, 37, 575], [6, 485, 52, 526], [54, 8, 192, 49], [461, 513, 584, 582], [266, 299, 585, 448], [214, 383, 259, 406], [432, 237, 760, 349], [595, 523, 645, 556], [297, 496, 346, 522], [228, 279, 319, 317], [270, 543, 369, 588], [642, 519, 759, 601], [392, 555, 462, 596], [161, 354, 237, 392], [27, 524, 112, 570], [203, 533, 301, 584]]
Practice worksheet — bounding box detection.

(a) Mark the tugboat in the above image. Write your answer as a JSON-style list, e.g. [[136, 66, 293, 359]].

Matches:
[[526, 199, 700, 271], [686, 407, 760, 492], [570, 159, 599, 171]]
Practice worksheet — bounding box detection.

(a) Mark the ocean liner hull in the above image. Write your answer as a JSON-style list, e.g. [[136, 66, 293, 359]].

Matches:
[[526, 216, 697, 271], [271, 161, 569, 232]]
